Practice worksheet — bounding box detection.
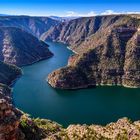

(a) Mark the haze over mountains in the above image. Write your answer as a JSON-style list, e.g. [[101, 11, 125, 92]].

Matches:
[[49, 16, 79, 22]]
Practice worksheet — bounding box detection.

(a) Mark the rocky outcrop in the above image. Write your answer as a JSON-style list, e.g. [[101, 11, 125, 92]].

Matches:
[[20, 117, 140, 140], [47, 15, 140, 89], [0, 16, 59, 38], [47, 118, 140, 140], [19, 115, 62, 140], [0, 27, 53, 66], [0, 99, 24, 140]]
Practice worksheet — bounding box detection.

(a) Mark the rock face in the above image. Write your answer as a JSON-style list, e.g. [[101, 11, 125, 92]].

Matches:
[[47, 118, 140, 140], [0, 16, 59, 38], [0, 27, 53, 66], [47, 15, 140, 89], [41, 15, 135, 48], [19, 117, 140, 140], [19, 116, 62, 140], [0, 61, 22, 113], [0, 84, 12, 104], [0, 61, 23, 140], [0, 99, 23, 140]]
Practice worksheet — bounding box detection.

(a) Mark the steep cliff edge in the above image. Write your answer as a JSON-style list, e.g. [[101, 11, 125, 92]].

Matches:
[[0, 27, 53, 66], [47, 15, 140, 89]]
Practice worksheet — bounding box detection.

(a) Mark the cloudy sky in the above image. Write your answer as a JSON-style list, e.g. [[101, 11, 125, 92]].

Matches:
[[0, 0, 140, 16]]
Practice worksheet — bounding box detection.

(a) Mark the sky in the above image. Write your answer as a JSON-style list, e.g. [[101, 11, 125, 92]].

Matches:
[[0, 0, 140, 17]]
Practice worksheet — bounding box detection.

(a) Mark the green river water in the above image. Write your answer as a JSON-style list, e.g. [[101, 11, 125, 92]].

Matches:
[[13, 42, 140, 127]]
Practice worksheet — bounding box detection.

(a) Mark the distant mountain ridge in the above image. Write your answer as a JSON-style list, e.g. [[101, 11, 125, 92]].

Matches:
[[49, 16, 79, 22], [0, 15, 59, 38]]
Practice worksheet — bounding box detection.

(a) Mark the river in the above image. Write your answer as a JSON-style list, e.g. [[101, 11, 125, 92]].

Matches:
[[13, 42, 140, 127]]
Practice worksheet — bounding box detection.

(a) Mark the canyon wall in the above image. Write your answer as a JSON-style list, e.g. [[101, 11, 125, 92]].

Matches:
[[47, 15, 140, 89], [0, 27, 53, 66]]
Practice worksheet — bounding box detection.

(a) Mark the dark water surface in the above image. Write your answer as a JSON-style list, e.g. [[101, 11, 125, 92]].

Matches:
[[13, 42, 140, 127]]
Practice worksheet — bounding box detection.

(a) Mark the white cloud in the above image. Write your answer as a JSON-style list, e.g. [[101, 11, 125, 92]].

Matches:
[[64, 10, 140, 17], [100, 10, 121, 15], [126, 11, 140, 14], [87, 11, 97, 16], [66, 11, 78, 17], [65, 11, 96, 17], [99, 10, 140, 16]]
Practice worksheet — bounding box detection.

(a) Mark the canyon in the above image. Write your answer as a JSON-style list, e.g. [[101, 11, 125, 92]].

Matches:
[[0, 14, 140, 140]]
